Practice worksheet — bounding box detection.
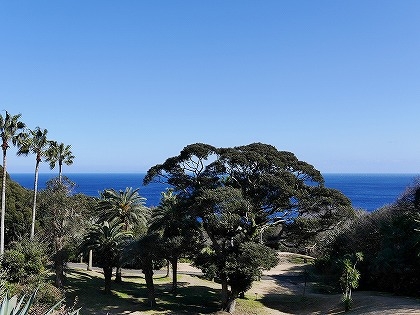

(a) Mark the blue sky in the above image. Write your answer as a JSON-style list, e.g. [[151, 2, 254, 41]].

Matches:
[[0, 1, 419, 174]]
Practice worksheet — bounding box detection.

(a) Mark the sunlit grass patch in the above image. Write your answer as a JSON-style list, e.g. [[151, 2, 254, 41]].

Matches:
[[236, 297, 267, 315]]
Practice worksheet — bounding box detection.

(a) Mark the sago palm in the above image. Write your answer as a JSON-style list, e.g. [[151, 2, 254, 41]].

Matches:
[[45, 141, 74, 182], [0, 111, 26, 254], [17, 127, 49, 239]]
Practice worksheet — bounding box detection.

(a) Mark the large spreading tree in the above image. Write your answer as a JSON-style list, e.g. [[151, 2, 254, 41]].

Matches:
[[144, 142, 353, 311]]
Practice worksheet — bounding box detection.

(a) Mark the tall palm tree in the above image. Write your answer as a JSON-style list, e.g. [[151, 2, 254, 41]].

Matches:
[[17, 127, 49, 239], [0, 111, 26, 254], [97, 187, 149, 282], [45, 141, 74, 182], [80, 220, 132, 294]]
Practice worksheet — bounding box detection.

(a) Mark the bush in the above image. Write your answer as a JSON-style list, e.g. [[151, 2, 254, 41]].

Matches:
[[313, 182, 420, 297], [1, 238, 48, 283]]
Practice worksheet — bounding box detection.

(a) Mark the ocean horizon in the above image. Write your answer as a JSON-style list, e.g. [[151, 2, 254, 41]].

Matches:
[[9, 172, 420, 212]]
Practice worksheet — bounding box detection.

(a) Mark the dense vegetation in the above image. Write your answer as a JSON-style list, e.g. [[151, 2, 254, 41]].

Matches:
[[0, 110, 419, 313], [313, 180, 420, 297]]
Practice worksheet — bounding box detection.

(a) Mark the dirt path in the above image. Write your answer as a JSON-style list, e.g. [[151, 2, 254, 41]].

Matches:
[[247, 253, 420, 315], [191, 252, 419, 315]]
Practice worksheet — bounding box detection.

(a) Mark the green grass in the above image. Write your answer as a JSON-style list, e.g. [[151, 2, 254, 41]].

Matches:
[[235, 296, 267, 315], [64, 268, 221, 314]]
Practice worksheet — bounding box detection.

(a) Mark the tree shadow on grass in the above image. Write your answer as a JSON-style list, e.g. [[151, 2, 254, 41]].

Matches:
[[65, 269, 221, 315], [154, 282, 220, 314]]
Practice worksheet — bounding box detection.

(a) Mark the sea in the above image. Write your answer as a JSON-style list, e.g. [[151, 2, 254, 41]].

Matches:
[[9, 173, 420, 212]]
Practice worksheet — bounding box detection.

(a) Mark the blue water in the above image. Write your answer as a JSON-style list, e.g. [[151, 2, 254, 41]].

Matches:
[[9, 173, 419, 211], [323, 173, 418, 211]]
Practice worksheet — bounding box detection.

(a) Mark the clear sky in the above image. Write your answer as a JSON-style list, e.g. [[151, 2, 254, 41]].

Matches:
[[0, 1, 419, 174]]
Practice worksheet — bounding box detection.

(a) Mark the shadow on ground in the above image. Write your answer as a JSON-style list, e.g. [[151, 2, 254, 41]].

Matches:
[[65, 270, 220, 315]]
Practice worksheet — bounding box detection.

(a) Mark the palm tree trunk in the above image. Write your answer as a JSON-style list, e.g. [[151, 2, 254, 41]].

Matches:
[[30, 159, 40, 239], [1, 148, 7, 255], [103, 266, 113, 294], [115, 266, 122, 283], [143, 264, 156, 307], [87, 249, 93, 271], [59, 161, 62, 183]]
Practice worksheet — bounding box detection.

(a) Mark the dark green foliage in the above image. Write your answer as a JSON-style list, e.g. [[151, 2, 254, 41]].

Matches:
[[37, 177, 96, 287], [125, 232, 166, 306], [314, 180, 420, 297], [145, 143, 353, 248], [226, 242, 279, 292], [1, 238, 48, 283], [0, 167, 32, 244], [80, 219, 132, 294], [96, 187, 149, 232], [150, 189, 203, 293], [95, 187, 149, 283]]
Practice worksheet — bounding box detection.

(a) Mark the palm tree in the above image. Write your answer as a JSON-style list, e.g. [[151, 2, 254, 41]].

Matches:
[[97, 187, 149, 282], [150, 189, 201, 293], [0, 111, 26, 254], [98, 187, 148, 231], [17, 127, 49, 239], [46, 141, 74, 182], [81, 220, 132, 293]]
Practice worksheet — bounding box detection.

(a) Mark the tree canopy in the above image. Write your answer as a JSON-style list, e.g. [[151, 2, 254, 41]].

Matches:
[[144, 142, 354, 311], [145, 142, 353, 247]]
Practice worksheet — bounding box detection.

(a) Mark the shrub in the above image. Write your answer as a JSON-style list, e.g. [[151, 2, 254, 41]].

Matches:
[[1, 238, 48, 283], [313, 181, 420, 297]]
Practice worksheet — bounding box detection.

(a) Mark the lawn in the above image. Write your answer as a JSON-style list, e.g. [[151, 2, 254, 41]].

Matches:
[[64, 268, 224, 315]]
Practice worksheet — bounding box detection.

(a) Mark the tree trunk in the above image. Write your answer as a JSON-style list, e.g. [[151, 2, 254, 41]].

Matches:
[[171, 257, 178, 294], [115, 266, 122, 283], [87, 249, 93, 271], [55, 258, 64, 287], [220, 274, 229, 309], [224, 294, 238, 314], [165, 260, 170, 278], [58, 160, 63, 183], [222, 287, 239, 314], [54, 236, 65, 287], [1, 148, 7, 255], [103, 266, 113, 294], [143, 264, 156, 307], [30, 159, 40, 239]]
